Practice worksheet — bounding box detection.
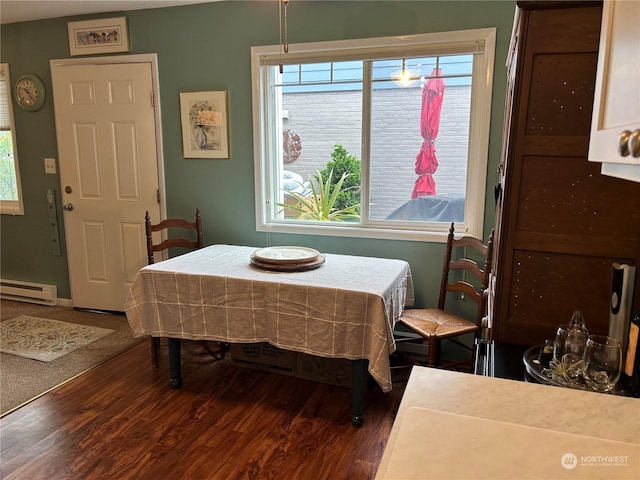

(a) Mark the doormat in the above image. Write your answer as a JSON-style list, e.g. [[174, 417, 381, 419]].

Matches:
[[0, 315, 115, 362]]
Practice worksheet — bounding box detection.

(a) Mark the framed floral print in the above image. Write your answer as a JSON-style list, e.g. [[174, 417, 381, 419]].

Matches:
[[180, 91, 229, 159]]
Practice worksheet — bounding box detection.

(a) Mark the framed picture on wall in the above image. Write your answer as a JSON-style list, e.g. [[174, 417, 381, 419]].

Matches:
[[67, 17, 129, 56], [180, 90, 230, 159]]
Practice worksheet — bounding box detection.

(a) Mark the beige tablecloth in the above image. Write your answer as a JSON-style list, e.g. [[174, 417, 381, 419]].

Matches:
[[124, 244, 414, 392]]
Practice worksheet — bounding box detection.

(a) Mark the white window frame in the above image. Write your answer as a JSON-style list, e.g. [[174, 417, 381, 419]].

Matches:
[[0, 63, 24, 215], [251, 28, 495, 242]]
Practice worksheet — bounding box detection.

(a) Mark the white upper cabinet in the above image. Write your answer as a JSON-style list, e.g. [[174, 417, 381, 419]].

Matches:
[[589, 0, 640, 182]]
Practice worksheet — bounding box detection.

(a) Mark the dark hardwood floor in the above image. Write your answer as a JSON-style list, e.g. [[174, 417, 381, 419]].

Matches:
[[0, 338, 410, 480]]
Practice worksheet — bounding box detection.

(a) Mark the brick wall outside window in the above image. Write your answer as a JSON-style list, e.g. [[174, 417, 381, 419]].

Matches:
[[282, 84, 470, 219]]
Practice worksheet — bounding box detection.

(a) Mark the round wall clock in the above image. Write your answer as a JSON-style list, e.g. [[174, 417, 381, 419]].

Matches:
[[15, 74, 46, 111]]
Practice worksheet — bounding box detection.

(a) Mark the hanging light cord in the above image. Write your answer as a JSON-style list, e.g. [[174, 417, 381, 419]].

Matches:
[[278, 0, 290, 73], [283, 0, 289, 53]]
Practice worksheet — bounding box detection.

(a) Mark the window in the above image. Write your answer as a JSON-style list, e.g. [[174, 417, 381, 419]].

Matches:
[[251, 29, 495, 241], [0, 64, 24, 215]]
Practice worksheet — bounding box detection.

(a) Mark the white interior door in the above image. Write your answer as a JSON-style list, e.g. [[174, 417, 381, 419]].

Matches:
[[52, 61, 161, 311]]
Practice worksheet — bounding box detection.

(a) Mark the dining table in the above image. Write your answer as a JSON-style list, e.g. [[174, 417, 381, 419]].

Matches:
[[124, 244, 414, 426]]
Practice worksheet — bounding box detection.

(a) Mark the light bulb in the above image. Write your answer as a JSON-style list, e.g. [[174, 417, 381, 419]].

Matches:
[[391, 59, 418, 87]]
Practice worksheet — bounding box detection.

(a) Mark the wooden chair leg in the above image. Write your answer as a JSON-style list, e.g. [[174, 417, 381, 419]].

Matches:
[[151, 337, 160, 368], [427, 337, 439, 367]]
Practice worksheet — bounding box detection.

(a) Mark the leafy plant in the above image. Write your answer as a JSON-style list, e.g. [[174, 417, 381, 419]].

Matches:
[[319, 145, 361, 213], [542, 354, 584, 386], [278, 169, 360, 222]]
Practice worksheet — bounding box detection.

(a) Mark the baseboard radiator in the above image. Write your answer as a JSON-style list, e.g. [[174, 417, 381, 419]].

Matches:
[[0, 279, 58, 306]]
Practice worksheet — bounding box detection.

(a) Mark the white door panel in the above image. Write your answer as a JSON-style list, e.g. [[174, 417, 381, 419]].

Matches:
[[52, 61, 161, 311]]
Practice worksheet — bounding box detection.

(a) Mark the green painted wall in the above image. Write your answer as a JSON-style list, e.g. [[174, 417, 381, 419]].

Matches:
[[0, 1, 515, 307]]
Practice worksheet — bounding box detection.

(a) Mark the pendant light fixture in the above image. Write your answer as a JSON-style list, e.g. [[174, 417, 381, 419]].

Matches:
[[392, 58, 418, 87]]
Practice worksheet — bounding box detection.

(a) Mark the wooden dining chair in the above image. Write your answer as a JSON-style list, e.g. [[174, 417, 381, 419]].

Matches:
[[396, 222, 494, 370], [145, 209, 203, 266], [145, 209, 203, 367]]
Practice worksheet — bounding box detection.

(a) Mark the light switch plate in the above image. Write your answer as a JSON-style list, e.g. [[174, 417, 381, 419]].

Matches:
[[44, 158, 56, 174]]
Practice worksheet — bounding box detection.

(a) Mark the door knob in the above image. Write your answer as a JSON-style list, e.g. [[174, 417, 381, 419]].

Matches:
[[618, 130, 631, 157], [628, 129, 640, 158], [63, 203, 74, 211]]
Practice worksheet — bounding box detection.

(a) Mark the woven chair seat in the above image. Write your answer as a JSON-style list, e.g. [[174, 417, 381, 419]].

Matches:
[[399, 308, 479, 339]]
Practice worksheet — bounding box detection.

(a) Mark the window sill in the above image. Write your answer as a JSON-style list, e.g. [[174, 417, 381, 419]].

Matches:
[[258, 221, 461, 243]]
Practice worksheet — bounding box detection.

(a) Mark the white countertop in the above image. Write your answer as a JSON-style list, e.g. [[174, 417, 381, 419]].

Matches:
[[376, 367, 640, 479]]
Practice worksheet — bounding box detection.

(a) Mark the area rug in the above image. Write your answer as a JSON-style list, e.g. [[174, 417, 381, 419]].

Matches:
[[0, 315, 115, 362], [0, 300, 145, 417]]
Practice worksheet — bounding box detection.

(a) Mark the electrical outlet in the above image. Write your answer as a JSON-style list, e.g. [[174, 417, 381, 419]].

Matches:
[[44, 158, 56, 174]]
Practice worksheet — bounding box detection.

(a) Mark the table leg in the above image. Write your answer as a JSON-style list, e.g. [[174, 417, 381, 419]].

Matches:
[[168, 338, 182, 389], [351, 359, 367, 427]]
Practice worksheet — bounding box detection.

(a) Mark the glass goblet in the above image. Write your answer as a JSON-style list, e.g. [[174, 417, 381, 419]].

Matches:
[[582, 335, 622, 393], [552, 325, 568, 363], [552, 325, 584, 380]]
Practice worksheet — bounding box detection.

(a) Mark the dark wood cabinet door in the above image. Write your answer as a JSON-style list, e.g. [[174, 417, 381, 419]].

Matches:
[[493, 3, 640, 345]]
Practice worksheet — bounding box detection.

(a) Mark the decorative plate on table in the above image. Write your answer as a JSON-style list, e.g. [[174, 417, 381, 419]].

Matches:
[[250, 253, 325, 272], [252, 246, 320, 264]]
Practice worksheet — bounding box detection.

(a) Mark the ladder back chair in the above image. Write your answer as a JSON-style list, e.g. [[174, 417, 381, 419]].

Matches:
[[397, 222, 494, 370], [145, 209, 203, 266], [145, 209, 203, 367]]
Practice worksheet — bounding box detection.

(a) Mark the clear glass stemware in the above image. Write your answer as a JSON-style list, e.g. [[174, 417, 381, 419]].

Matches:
[[582, 335, 622, 393]]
